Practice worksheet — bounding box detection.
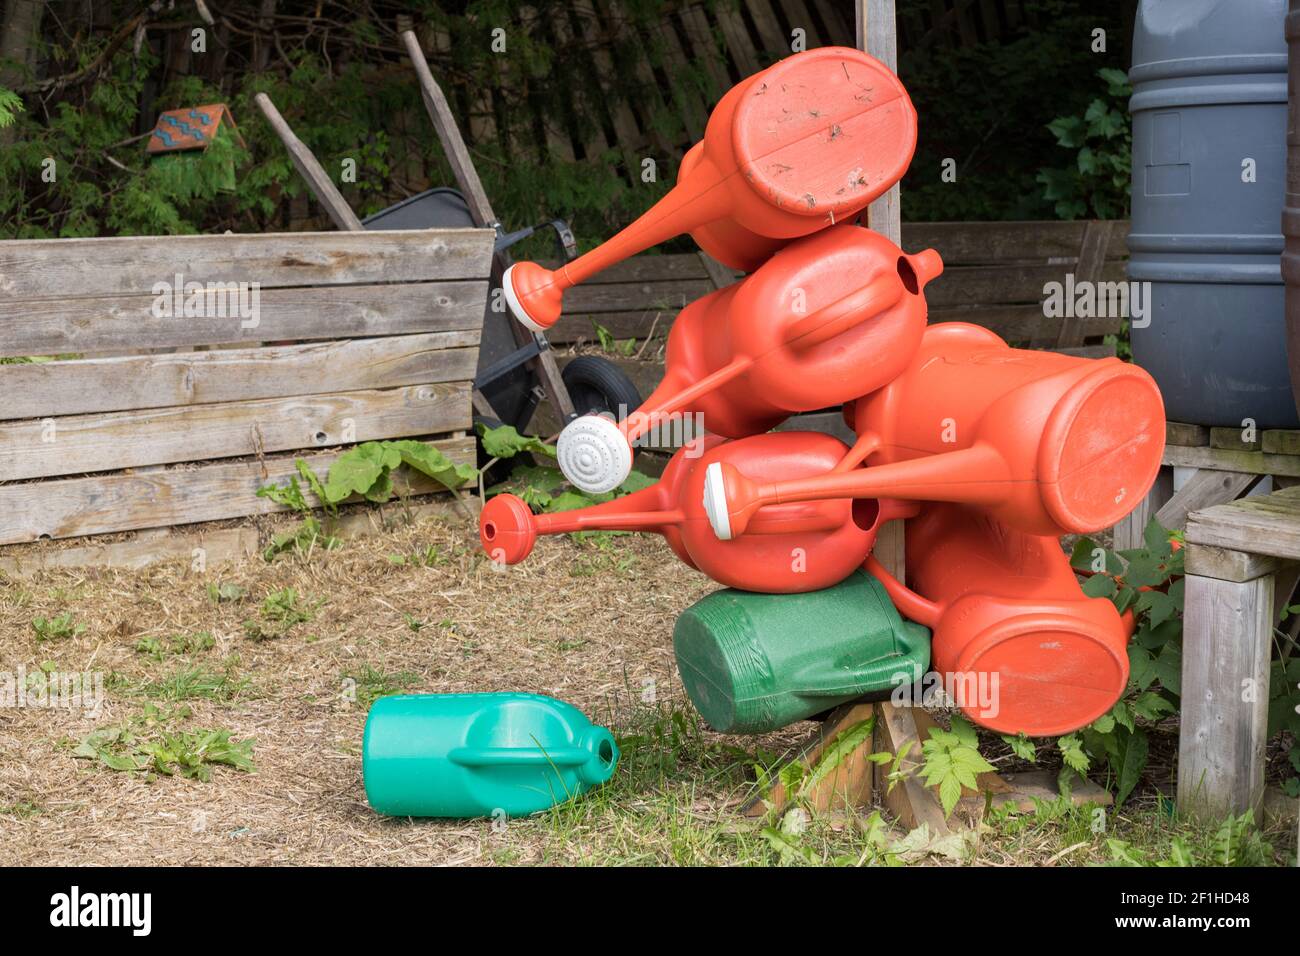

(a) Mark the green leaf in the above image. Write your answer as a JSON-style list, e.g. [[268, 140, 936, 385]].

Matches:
[[1058, 733, 1090, 774], [390, 439, 478, 491], [1142, 517, 1173, 558], [1000, 733, 1037, 763], [1081, 573, 1116, 599], [1110, 727, 1148, 805], [476, 423, 557, 461]]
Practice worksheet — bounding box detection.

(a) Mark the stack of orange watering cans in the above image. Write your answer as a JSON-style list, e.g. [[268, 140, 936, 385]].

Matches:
[[479, 47, 1165, 739]]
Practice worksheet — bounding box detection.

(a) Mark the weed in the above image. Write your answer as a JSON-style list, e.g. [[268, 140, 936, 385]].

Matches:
[[31, 613, 85, 642]]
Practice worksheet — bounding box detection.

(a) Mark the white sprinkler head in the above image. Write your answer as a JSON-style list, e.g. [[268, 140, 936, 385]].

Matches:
[[501, 263, 546, 333], [558, 415, 633, 494], [702, 462, 733, 541]]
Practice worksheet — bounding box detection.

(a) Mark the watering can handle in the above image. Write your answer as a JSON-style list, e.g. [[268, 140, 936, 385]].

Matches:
[[449, 746, 592, 768], [863, 555, 942, 628], [782, 270, 906, 350]]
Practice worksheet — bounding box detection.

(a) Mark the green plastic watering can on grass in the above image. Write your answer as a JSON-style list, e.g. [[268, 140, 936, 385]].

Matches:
[[674, 570, 930, 734], [363, 693, 619, 818]]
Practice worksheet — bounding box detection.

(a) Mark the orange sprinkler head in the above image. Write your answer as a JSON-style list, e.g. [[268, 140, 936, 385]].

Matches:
[[480, 432, 888, 594], [556, 224, 940, 493], [502, 47, 917, 331], [705, 323, 1165, 540], [867, 503, 1130, 737]]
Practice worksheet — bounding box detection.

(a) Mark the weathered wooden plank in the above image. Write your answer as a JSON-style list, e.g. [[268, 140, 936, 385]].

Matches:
[[1263, 429, 1300, 456], [681, 4, 735, 102], [900, 220, 1129, 265], [650, 14, 708, 141], [1154, 468, 1258, 532], [0, 229, 495, 300], [1164, 443, 1300, 479], [715, 1, 762, 77], [1166, 421, 1210, 447], [1050, 219, 1114, 347], [1178, 570, 1275, 820], [255, 93, 364, 232], [562, 277, 718, 313], [745, 0, 790, 57], [538, 252, 716, 284], [0, 383, 470, 482], [925, 261, 1129, 309], [0, 527, 261, 576], [0, 435, 476, 545], [1210, 426, 1263, 452], [0, 332, 479, 420], [549, 301, 1124, 347], [1112, 466, 1173, 550], [1185, 488, 1300, 559], [1184, 544, 1289, 583], [0, 280, 488, 357]]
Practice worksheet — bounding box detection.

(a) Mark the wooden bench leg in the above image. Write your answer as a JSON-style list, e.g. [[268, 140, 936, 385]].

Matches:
[[1177, 558, 1275, 821]]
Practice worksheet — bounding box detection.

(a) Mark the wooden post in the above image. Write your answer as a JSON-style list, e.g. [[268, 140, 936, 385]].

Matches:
[[1178, 561, 1276, 820], [254, 94, 364, 233], [400, 29, 576, 422]]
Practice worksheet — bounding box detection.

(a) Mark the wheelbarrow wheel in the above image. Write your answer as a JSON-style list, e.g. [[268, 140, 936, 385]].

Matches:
[[561, 355, 643, 419]]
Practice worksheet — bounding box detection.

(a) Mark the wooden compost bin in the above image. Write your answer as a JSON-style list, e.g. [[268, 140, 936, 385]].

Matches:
[[0, 228, 494, 567]]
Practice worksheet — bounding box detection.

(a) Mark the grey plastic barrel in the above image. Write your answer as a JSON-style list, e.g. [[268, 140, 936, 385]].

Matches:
[[1285, 1, 1300, 417], [1129, 0, 1298, 428]]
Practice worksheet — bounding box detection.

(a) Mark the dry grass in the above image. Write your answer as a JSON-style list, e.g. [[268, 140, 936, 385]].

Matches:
[[0, 509, 1294, 866]]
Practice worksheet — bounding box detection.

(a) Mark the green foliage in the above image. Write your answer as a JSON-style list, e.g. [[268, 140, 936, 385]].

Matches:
[[72, 703, 254, 781], [1037, 68, 1132, 220], [242, 587, 321, 641], [1068, 517, 1300, 802], [134, 631, 216, 662], [476, 421, 557, 461], [898, 0, 1135, 222], [256, 439, 475, 560], [919, 715, 997, 817], [0, 86, 23, 128], [31, 613, 85, 642], [342, 665, 421, 708], [592, 321, 636, 356], [1105, 812, 1276, 867]]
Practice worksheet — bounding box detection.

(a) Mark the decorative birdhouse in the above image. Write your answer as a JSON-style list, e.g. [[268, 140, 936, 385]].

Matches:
[[146, 103, 245, 192]]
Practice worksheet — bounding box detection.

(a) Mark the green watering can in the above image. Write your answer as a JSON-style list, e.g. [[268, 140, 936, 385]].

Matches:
[[363, 693, 619, 818], [674, 570, 930, 734]]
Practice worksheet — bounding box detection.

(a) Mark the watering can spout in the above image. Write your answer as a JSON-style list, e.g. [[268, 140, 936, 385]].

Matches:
[[905, 248, 943, 290]]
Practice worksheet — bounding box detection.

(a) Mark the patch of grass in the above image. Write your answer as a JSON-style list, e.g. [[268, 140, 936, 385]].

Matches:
[[343, 665, 420, 708], [0, 799, 42, 819], [71, 703, 255, 782], [134, 631, 216, 662], [243, 587, 323, 641], [31, 613, 85, 641], [135, 664, 251, 703]]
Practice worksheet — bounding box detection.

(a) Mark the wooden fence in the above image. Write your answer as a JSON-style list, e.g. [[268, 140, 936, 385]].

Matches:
[[0, 228, 494, 551], [544, 218, 1129, 352], [434, 0, 1050, 182]]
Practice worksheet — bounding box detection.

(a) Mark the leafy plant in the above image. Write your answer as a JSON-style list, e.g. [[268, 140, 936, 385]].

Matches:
[[72, 703, 254, 782], [243, 587, 321, 641], [1105, 812, 1276, 867], [31, 613, 85, 642], [592, 320, 636, 356], [1037, 68, 1132, 220], [0, 87, 23, 128], [134, 631, 215, 662], [919, 715, 997, 817]]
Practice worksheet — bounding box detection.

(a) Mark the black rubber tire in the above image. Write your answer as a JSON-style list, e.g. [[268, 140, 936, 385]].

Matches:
[[561, 355, 644, 419]]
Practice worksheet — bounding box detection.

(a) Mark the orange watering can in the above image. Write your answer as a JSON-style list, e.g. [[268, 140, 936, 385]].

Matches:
[[502, 46, 917, 331], [865, 502, 1131, 737], [703, 323, 1165, 540], [557, 225, 941, 493], [480, 431, 893, 594]]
